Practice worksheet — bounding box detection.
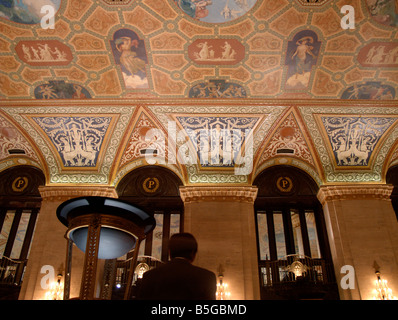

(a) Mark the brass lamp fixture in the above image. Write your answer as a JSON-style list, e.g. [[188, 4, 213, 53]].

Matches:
[[57, 196, 156, 300]]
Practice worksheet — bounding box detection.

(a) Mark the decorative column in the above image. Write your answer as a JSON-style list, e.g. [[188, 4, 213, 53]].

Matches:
[[18, 186, 118, 300], [317, 184, 398, 300], [179, 186, 260, 300]]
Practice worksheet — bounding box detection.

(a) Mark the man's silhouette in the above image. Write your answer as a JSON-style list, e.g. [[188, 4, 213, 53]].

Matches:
[[138, 233, 217, 300]]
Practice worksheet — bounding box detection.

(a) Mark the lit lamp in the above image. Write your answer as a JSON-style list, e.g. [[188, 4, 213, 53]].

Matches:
[[57, 196, 156, 300], [216, 265, 231, 300], [135, 262, 150, 279], [373, 271, 396, 300], [286, 256, 308, 278], [45, 274, 63, 300]]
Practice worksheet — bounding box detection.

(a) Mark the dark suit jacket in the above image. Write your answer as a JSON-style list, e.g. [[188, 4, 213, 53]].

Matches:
[[137, 258, 217, 300]]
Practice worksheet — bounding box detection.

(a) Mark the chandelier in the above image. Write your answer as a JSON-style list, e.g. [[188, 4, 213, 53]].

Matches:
[[216, 265, 231, 300], [45, 274, 63, 300], [373, 271, 396, 300]]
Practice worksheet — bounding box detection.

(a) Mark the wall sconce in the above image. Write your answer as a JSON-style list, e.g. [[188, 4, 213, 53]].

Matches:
[[216, 264, 231, 300], [135, 262, 150, 279], [45, 274, 63, 300], [373, 271, 396, 300], [285, 255, 309, 278]]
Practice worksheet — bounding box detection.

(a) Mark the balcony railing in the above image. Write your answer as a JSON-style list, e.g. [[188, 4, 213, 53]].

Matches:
[[258, 254, 338, 299], [0, 256, 26, 286], [0, 256, 27, 300]]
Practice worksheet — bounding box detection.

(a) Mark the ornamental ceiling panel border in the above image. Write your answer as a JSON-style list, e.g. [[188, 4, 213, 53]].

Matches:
[[0, 104, 135, 185], [299, 105, 398, 184], [147, 104, 287, 185], [111, 106, 186, 185], [253, 106, 325, 184]]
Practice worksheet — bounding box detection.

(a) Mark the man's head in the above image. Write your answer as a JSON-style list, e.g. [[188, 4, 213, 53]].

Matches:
[[168, 233, 198, 262]]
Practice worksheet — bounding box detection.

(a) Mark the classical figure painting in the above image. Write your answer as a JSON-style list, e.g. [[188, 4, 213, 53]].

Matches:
[[15, 40, 72, 66], [189, 80, 247, 98], [285, 30, 321, 90], [321, 116, 396, 167], [0, 0, 61, 24], [366, 0, 398, 27], [110, 29, 149, 89], [188, 39, 245, 65], [358, 42, 398, 68], [34, 81, 91, 99], [341, 82, 396, 100], [174, 0, 257, 23]]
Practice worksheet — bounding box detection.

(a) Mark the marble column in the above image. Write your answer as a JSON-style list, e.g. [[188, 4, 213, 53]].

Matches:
[[317, 184, 398, 300], [18, 186, 117, 300], [179, 186, 260, 300]]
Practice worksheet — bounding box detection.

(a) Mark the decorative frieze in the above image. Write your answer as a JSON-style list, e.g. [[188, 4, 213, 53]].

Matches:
[[317, 184, 394, 205], [179, 186, 258, 203], [39, 186, 118, 201]]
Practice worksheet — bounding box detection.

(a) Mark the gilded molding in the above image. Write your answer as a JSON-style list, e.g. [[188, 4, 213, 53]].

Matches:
[[179, 186, 258, 203], [39, 186, 118, 201], [317, 184, 394, 205]]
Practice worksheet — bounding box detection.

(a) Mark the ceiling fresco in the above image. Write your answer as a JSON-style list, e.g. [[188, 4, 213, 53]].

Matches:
[[0, 0, 397, 100], [0, 0, 397, 188]]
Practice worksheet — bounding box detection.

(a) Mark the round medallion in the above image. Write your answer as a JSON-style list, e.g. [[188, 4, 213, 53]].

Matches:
[[11, 176, 29, 193], [276, 176, 293, 193], [142, 177, 160, 194]]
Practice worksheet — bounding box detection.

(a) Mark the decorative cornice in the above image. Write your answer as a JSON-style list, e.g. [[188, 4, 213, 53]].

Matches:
[[39, 186, 118, 201], [317, 184, 394, 205], [179, 186, 258, 203]]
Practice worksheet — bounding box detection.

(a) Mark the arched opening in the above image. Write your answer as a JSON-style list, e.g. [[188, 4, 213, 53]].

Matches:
[[107, 166, 184, 299], [0, 166, 45, 300], [253, 165, 339, 300]]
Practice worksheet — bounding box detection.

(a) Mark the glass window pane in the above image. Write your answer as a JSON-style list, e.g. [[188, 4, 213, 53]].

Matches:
[[256, 213, 269, 260], [305, 210, 321, 258], [170, 214, 180, 237], [151, 213, 164, 260], [273, 212, 286, 259], [26, 215, 38, 259], [0, 211, 15, 258], [10, 212, 31, 259], [290, 210, 304, 256]]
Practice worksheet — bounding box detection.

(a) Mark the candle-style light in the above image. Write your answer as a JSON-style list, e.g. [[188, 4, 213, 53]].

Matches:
[[373, 271, 396, 300]]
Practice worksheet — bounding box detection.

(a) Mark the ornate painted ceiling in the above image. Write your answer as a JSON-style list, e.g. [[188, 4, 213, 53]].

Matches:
[[0, 0, 397, 188]]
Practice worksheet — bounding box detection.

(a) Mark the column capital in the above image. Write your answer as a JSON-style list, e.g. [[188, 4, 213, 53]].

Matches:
[[317, 184, 394, 206], [39, 185, 118, 201], [179, 185, 258, 203]]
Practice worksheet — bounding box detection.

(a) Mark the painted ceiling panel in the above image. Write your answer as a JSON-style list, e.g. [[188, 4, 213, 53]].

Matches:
[[0, 0, 395, 100]]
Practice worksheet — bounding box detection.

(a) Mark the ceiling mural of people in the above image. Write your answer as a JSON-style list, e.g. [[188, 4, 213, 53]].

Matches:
[[0, 0, 61, 24], [173, 0, 258, 23], [0, 0, 395, 99], [110, 28, 149, 90], [365, 0, 398, 27]]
